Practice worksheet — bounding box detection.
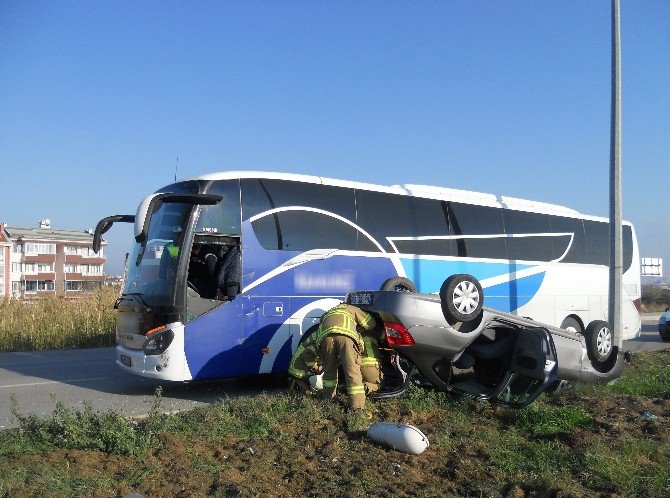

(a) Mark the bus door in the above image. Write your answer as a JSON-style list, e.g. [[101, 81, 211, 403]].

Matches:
[[184, 233, 245, 379]]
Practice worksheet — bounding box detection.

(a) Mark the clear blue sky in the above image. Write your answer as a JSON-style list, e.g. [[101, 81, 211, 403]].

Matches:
[[1, 2, 668, 277]]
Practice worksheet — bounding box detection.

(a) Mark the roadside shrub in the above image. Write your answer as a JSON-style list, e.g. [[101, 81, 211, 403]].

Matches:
[[0, 286, 118, 352], [8, 388, 167, 456], [641, 284, 670, 312]]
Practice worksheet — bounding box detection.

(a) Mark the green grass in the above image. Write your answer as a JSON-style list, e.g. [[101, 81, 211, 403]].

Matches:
[[504, 402, 594, 438], [578, 349, 670, 399], [582, 438, 670, 495], [0, 286, 118, 352], [1, 350, 669, 496], [8, 388, 168, 456]]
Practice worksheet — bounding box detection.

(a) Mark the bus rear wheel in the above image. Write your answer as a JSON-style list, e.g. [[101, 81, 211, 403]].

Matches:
[[560, 316, 583, 334]]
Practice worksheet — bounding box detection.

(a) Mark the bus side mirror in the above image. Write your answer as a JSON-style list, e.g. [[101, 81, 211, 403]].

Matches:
[[93, 215, 135, 254]]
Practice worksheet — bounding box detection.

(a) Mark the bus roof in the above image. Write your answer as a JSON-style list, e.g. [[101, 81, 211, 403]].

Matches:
[[186, 170, 623, 223]]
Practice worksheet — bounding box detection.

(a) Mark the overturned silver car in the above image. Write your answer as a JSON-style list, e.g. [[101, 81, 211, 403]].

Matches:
[[347, 274, 625, 408]]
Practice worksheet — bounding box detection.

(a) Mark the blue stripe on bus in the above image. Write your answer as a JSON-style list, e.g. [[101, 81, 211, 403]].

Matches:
[[399, 258, 532, 294], [481, 272, 546, 312]]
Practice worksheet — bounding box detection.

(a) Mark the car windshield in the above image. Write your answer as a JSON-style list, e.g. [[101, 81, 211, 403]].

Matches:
[[122, 181, 200, 307]]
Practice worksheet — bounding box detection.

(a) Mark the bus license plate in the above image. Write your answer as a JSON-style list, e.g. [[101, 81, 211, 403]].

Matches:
[[349, 292, 373, 305], [120, 354, 132, 367]]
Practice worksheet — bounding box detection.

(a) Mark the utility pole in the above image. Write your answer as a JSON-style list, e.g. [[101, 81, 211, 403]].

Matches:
[[609, 0, 623, 347]]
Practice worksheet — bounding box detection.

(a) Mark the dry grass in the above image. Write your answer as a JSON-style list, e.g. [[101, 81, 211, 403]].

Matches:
[[0, 287, 118, 352]]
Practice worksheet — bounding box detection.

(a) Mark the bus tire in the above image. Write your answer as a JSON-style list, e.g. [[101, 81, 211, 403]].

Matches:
[[560, 316, 583, 334], [585, 320, 614, 363], [440, 274, 483, 324], [299, 324, 320, 345], [380, 277, 417, 293]]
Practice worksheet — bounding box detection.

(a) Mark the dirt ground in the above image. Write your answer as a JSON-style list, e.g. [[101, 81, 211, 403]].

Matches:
[[5, 388, 665, 498]]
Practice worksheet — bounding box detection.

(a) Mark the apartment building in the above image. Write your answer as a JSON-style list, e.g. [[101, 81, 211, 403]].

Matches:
[[0, 220, 108, 299], [0, 227, 10, 299]]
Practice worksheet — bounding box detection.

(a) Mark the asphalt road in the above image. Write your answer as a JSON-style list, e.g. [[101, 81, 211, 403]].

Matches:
[[0, 313, 666, 430], [623, 313, 668, 352], [0, 348, 285, 430]]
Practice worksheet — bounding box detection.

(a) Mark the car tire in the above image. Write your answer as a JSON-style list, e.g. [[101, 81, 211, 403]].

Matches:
[[659, 327, 670, 342], [585, 320, 615, 363], [380, 276, 417, 293], [439, 274, 484, 324]]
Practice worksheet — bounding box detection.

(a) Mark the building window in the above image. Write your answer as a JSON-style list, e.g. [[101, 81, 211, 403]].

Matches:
[[81, 246, 98, 258], [65, 263, 78, 273], [13, 244, 23, 254], [25, 281, 37, 293], [38, 280, 54, 291], [24, 243, 55, 255], [12, 263, 21, 272], [65, 246, 79, 255], [36, 263, 53, 272], [65, 281, 82, 291], [12, 281, 20, 293]]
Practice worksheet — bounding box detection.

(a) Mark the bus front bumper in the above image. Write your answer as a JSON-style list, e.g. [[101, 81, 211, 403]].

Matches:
[[115, 323, 192, 381]]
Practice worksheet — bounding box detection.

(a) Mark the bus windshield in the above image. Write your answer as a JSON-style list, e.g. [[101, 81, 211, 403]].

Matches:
[[123, 199, 195, 306]]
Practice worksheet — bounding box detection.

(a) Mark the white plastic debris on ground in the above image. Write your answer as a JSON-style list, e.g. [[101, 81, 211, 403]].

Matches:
[[367, 422, 429, 455]]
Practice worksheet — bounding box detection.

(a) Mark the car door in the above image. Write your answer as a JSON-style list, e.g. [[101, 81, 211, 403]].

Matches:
[[489, 327, 558, 408]]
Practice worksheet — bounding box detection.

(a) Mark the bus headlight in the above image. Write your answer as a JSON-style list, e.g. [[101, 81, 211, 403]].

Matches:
[[142, 329, 175, 355]]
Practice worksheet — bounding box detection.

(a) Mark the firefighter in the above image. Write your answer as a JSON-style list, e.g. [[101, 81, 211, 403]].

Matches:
[[288, 303, 377, 414], [287, 329, 321, 393], [360, 323, 385, 395]]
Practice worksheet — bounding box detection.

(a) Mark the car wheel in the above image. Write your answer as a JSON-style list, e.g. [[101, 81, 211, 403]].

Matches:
[[659, 327, 670, 342], [560, 316, 583, 334], [380, 276, 417, 293], [585, 320, 614, 363], [439, 274, 484, 324]]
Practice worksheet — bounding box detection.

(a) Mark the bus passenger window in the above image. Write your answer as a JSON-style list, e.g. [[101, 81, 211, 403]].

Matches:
[[549, 216, 587, 264]]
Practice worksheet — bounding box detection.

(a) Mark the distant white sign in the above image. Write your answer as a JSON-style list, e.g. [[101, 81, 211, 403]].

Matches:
[[641, 258, 663, 277]]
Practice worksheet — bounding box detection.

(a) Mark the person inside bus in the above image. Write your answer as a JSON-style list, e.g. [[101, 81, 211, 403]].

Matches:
[[158, 226, 183, 280], [216, 244, 241, 301], [188, 243, 219, 299]]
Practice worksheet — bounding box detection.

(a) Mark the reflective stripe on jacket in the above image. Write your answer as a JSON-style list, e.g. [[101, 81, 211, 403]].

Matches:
[[315, 303, 376, 349], [361, 334, 380, 367]]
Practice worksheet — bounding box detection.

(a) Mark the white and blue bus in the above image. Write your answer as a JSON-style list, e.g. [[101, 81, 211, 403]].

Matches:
[[94, 172, 641, 382]]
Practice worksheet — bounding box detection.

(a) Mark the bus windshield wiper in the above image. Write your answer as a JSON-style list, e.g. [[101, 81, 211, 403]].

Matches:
[[116, 292, 151, 309]]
